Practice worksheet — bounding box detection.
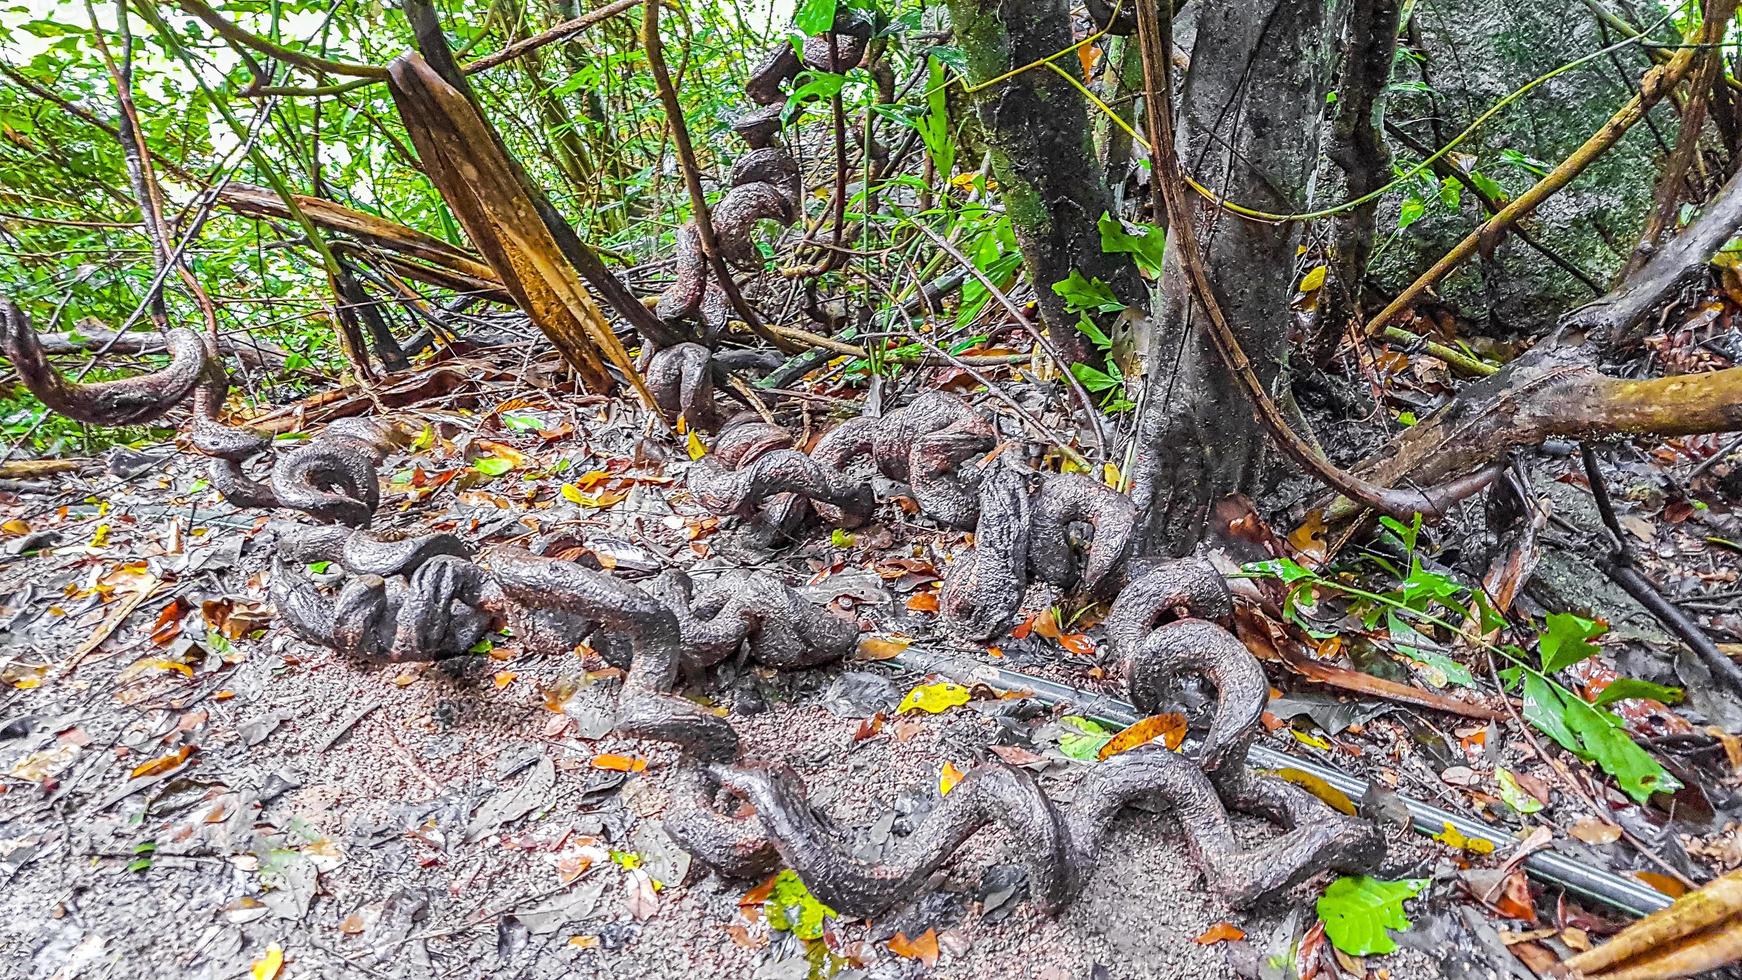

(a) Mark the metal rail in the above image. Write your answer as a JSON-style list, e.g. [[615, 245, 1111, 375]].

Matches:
[[890, 647, 1675, 918]]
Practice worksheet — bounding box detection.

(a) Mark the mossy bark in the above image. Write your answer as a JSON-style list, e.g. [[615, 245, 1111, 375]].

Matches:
[[944, 0, 1143, 360]]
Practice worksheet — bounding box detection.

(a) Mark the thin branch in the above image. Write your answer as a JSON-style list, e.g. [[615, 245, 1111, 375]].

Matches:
[[169, 0, 390, 79], [1365, 16, 1719, 335]]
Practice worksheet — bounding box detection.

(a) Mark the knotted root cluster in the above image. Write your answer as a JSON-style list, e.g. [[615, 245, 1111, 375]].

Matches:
[[684, 392, 1140, 639], [655, 10, 869, 331], [4, 297, 397, 527], [5, 295, 1382, 921]]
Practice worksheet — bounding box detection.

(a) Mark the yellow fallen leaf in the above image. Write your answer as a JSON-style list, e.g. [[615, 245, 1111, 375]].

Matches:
[[590, 753, 647, 772], [90, 523, 111, 548], [856, 635, 911, 661], [493, 671, 517, 689], [1433, 821, 1496, 854], [938, 761, 965, 796], [560, 484, 629, 508], [1299, 265, 1328, 292], [139, 657, 194, 678], [1289, 728, 1332, 751], [897, 681, 971, 714], [686, 429, 707, 461], [250, 942, 284, 980], [2, 517, 29, 536], [1269, 767, 1358, 815], [1099, 713, 1188, 759]]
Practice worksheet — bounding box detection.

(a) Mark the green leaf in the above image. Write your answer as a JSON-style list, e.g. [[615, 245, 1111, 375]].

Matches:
[[471, 456, 514, 477], [1519, 672, 1580, 755], [1515, 672, 1677, 804], [1096, 212, 1167, 278], [1051, 270, 1124, 314], [1245, 557, 1316, 584], [1496, 767, 1543, 814], [1316, 876, 1427, 956], [1058, 715, 1113, 760], [1468, 170, 1507, 202], [1069, 362, 1121, 393], [1591, 678, 1684, 708], [829, 527, 855, 548], [306, 561, 331, 574], [794, 0, 838, 34], [1386, 611, 1474, 688], [784, 70, 847, 117], [1560, 693, 1678, 804], [1538, 612, 1605, 674], [1397, 197, 1426, 231], [766, 869, 837, 940], [1074, 314, 1112, 350]]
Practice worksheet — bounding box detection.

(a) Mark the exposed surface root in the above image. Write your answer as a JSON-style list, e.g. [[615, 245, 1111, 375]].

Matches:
[[2, 297, 206, 426]]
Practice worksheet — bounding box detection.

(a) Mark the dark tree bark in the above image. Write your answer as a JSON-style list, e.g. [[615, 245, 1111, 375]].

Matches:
[[1316, 0, 1402, 363], [944, 0, 1144, 360], [1128, 0, 1332, 554]]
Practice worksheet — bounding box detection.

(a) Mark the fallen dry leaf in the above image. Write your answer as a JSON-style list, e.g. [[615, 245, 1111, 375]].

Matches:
[[888, 928, 940, 968], [938, 761, 965, 796], [590, 753, 647, 773], [856, 635, 912, 661], [905, 592, 940, 613], [1570, 817, 1623, 845], [129, 744, 194, 779], [1195, 922, 1245, 945], [1099, 713, 1187, 759]]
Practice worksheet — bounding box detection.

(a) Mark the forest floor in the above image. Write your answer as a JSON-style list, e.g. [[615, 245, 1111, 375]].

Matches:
[[0, 341, 1739, 980]]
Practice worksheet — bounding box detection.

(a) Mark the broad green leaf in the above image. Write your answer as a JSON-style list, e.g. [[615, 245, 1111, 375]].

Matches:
[[1316, 876, 1427, 956], [471, 456, 514, 477], [1096, 212, 1167, 278], [1397, 197, 1426, 231], [1496, 767, 1543, 814], [1591, 677, 1684, 708], [1538, 612, 1605, 674], [784, 70, 846, 117], [1058, 715, 1113, 760], [1518, 672, 1579, 755], [1559, 693, 1678, 804], [793, 0, 838, 35], [1051, 270, 1124, 314], [1244, 557, 1316, 584], [897, 681, 971, 714]]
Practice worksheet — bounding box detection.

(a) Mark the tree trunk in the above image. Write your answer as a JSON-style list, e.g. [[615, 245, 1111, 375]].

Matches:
[[1317, 0, 1402, 362], [1129, 0, 1330, 554], [944, 0, 1143, 360]]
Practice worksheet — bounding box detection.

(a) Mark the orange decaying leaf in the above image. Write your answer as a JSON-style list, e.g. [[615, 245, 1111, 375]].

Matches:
[[1195, 922, 1246, 945], [888, 929, 940, 967], [589, 753, 646, 772], [905, 592, 940, 613], [130, 744, 194, 779]]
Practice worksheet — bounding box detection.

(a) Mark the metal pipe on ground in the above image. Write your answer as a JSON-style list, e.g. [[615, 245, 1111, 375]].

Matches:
[[889, 646, 1675, 919]]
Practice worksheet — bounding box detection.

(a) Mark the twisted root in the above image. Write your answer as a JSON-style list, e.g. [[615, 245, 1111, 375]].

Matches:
[[939, 464, 1139, 641], [668, 558, 1383, 918], [2, 297, 206, 426], [4, 296, 398, 526]]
